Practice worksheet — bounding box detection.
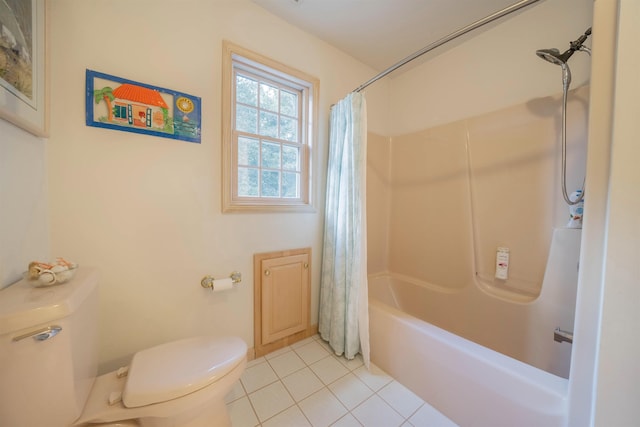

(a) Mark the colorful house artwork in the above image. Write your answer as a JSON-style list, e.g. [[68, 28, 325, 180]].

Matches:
[[86, 69, 201, 143]]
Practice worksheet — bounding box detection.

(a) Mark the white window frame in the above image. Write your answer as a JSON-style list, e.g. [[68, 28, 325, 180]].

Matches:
[[222, 41, 319, 213]]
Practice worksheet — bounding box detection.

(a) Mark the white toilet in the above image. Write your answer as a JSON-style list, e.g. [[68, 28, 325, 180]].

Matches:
[[0, 267, 247, 427]]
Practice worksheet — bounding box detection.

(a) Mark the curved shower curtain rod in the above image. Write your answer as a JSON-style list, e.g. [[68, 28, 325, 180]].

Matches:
[[353, 0, 543, 93]]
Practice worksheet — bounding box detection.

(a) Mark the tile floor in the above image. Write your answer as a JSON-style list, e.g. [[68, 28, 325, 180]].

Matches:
[[225, 335, 458, 427]]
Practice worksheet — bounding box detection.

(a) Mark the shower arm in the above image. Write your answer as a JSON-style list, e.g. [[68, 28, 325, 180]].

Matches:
[[578, 45, 591, 55], [570, 28, 592, 53]]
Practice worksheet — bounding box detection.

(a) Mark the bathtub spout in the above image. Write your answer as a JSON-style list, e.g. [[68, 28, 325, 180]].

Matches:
[[554, 327, 573, 344]]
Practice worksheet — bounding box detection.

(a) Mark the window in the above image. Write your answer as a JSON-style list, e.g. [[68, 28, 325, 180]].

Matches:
[[222, 41, 318, 212], [114, 103, 127, 120]]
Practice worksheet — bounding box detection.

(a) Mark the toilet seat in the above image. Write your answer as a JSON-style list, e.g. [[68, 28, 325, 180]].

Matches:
[[123, 336, 246, 408], [74, 335, 247, 426]]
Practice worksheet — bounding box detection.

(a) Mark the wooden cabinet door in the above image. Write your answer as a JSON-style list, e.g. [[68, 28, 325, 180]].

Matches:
[[254, 248, 311, 356], [261, 252, 309, 344]]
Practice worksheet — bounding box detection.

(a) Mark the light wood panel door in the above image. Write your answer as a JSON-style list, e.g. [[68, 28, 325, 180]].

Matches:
[[254, 248, 312, 357]]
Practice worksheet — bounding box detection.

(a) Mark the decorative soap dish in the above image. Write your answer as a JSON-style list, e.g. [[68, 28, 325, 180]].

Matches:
[[25, 259, 79, 287]]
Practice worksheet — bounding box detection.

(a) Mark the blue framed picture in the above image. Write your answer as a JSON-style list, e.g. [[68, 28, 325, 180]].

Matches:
[[85, 69, 201, 143]]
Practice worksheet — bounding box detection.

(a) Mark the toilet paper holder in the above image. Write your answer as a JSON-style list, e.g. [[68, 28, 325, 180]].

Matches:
[[200, 271, 242, 290]]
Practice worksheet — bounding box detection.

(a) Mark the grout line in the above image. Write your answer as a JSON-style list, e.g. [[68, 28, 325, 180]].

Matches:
[[261, 352, 304, 425], [232, 334, 431, 427], [405, 402, 426, 426]]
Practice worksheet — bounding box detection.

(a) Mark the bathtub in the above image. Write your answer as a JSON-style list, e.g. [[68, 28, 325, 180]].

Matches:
[[368, 228, 581, 427]]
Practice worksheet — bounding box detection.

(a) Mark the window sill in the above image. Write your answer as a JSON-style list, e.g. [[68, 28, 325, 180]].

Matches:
[[222, 202, 316, 214]]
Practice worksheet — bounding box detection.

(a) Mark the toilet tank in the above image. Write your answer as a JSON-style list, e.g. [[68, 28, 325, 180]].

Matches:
[[0, 267, 100, 427]]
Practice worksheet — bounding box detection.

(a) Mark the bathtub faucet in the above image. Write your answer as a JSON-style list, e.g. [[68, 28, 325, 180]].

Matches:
[[554, 328, 573, 344]]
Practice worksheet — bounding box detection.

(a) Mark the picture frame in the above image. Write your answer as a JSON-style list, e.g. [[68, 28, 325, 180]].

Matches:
[[85, 69, 201, 144], [0, 0, 48, 137]]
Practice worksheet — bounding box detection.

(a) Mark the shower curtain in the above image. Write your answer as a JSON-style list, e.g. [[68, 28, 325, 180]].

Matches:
[[319, 92, 370, 367]]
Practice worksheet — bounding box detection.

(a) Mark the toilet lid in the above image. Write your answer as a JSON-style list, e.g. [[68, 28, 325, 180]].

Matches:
[[122, 336, 246, 408]]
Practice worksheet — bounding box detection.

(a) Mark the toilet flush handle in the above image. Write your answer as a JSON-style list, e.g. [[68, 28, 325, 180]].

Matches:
[[12, 325, 62, 342]]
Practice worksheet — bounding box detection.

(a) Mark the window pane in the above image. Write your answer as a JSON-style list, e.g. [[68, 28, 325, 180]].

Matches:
[[260, 83, 278, 112], [261, 141, 281, 169], [282, 145, 299, 171], [280, 117, 298, 142], [238, 137, 259, 167], [236, 75, 258, 106], [282, 172, 299, 198], [280, 90, 298, 117], [259, 111, 278, 138], [225, 44, 316, 211], [238, 167, 259, 197], [261, 171, 280, 197], [236, 105, 257, 133]]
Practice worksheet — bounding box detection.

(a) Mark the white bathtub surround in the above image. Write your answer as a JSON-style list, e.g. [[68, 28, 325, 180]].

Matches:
[[319, 92, 370, 365], [368, 227, 582, 426]]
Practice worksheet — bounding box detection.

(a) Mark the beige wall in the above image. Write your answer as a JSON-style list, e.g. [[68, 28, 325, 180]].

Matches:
[[388, 0, 593, 135], [0, 122, 49, 288], [48, 0, 388, 371]]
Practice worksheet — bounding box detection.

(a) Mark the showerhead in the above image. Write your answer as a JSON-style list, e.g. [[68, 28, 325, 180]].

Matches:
[[537, 48, 572, 87], [536, 27, 592, 88], [536, 48, 573, 65]]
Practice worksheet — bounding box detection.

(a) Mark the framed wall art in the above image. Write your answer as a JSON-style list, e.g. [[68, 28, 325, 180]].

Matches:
[[85, 69, 201, 143], [0, 0, 48, 137]]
